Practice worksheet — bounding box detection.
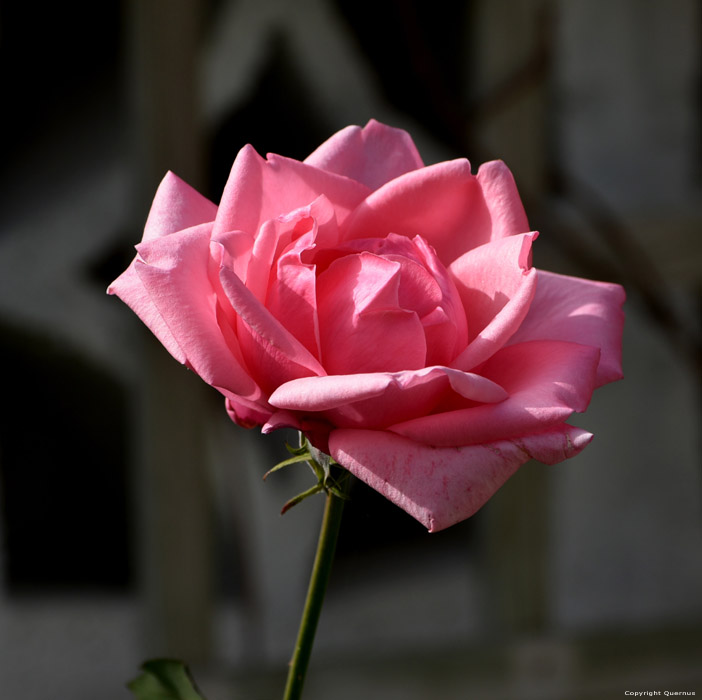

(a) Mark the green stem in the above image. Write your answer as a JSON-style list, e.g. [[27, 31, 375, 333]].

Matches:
[[283, 479, 349, 700]]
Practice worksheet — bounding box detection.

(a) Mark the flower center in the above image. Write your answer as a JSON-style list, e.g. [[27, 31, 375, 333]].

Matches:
[[313, 234, 467, 374]]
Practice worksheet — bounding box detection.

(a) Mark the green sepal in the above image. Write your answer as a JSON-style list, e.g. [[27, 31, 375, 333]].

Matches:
[[262, 452, 313, 481], [267, 433, 350, 514], [280, 483, 325, 514], [308, 444, 335, 483], [285, 438, 311, 457], [127, 659, 206, 700], [326, 481, 351, 501]]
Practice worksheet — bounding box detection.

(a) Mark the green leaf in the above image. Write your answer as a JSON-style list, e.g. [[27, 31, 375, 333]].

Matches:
[[262, 452, 312, 481], [128, 659, 206, 700]]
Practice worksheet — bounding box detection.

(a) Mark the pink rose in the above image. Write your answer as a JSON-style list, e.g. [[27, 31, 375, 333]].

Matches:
[[109, 120, 624, 532]]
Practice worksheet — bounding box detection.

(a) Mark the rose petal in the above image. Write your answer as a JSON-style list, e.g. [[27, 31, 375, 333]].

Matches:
[[449, 233, 538, 371], [128, 224, 264, 405], [214, 145, 370, 237], [392, 340, 600, 446], [342, 159, 492, 265], [270, 366, 506, 412], [225, 397, 272, 430], [329, 425, 593, 531], [412, 236, 468, 363], [316, 252, 427, 374], [312, 234, 468, 362], [506, 270, 626, 386], [475, 160, 530, 241], [269, 366, 506, 430], [329, 234, 467, 366], [216, 242, 326, 392], [261, 409, 301, 434], [246, 196, 338, 303], [108, 260, 186, 364], [262, 410, 334, 454], [143, 171, 218, 242], [304, 119, 424, 189], [211, 228, 254, 283], [265, 242, 321, 359], [247, 198, 336, 360]]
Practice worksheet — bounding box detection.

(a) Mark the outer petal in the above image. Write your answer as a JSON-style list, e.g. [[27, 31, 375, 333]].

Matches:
[[108, 260, 185, 364], [329, 425, 593, 531], [449, 233, 538, 371], [304, 119, 424, 189], [213, 145, 370, 237], [143, 171, 217, 242], [269, 366, 506, 429], [506, 270, 626, 387], [261, 409, 302, 433], [475, 160, 530, 242], [269, 367, 507, 409], [128, 224, 265, 407], [341, 159, 489, 265], [391, 340, 600, 446], [261, 410, 334, 454], [225, 397, 272, 430]]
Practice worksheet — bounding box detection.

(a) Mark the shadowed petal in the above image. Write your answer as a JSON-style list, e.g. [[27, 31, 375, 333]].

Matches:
[[262, 410, 334, 454], [216, 242, 326, 392], [392, 340, 600, 446], [269, 367, 506, 429], [329, 425, 593, 531], [224, 397, 272, 430], [266, 234, 321, 359], [449, 233, 538, 371]]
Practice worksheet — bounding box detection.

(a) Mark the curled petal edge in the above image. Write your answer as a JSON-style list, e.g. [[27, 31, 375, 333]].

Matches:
[[269, 366, 507, 412]]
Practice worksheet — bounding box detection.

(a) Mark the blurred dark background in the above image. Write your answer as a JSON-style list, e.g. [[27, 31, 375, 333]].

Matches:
[[0, 1, 700, 698]]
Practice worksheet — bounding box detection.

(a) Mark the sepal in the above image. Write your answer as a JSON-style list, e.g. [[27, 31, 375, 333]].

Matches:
[[266, 433, 350, 513]]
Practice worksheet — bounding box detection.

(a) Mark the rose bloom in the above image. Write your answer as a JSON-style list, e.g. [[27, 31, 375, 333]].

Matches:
[[110, 120, 624, 532]]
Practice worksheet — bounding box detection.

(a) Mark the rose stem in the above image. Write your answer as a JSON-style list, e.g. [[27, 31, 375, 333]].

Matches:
[[282, 477, 349, 700]]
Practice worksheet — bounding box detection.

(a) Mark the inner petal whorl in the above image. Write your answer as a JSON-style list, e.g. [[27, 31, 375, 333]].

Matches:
[[314, 234, 468, 374]]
